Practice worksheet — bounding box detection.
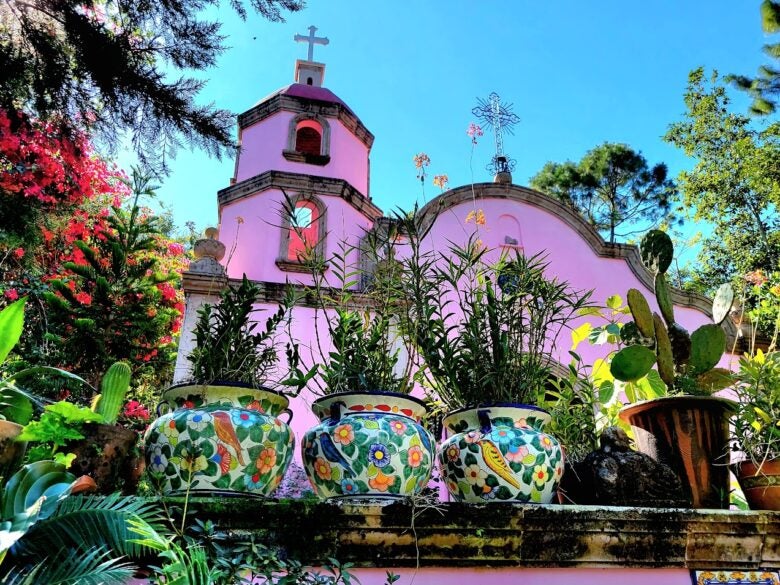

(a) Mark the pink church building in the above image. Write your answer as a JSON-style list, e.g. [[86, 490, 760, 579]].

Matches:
[[173, 34, 776, 585]]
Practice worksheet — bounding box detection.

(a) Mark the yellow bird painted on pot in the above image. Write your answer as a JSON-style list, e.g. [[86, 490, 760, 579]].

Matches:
[[212, 411, 246, 465], [480, 439, 521, 489]]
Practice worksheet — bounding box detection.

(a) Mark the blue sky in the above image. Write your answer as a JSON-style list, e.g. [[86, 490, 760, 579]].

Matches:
[[120, 1, 767, 241]]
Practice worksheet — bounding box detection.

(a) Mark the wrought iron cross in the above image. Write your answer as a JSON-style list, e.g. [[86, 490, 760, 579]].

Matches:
[[472, 92, 521, 174], [294, 25, 329, 61]]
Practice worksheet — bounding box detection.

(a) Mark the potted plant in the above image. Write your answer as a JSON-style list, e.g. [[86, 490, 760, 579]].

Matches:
[[729, 274, 780, 510], [396, 215, 593, 503], [610, 229, 736, 509], [300, 234, 435, 500], [144, 275, 308, 497]]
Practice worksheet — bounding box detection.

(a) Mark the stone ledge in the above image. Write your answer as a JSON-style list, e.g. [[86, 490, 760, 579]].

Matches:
[[168, 498, 780, 570]]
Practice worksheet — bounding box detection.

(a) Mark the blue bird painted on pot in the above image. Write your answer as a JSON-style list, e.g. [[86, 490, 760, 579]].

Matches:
[[319, 432, 353, 475]]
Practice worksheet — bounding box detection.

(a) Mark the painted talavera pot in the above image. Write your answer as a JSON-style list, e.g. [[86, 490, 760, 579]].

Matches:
[[144, 383, 294, 496], [439, 404, 564, 503], [619, 396, 737, 509], [302, 391, 435, 499]]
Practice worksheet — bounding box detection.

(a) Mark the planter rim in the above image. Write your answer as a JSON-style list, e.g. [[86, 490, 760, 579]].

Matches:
[[730, 459, 780, 474], [443, 402, 550, 418], [164, 381, 289, 400], [312, 390, 428, 409], [618, 395, 738, 422], [0, 420, 23, 432]]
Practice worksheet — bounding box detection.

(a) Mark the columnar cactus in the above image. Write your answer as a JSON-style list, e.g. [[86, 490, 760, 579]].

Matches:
[[93, 361, 132, 424], [610, 230, 734, 395]]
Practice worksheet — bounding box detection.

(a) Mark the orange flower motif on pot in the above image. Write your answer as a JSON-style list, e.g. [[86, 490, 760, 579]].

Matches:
[[368, 470, 394, 492], [407, 445, 423, 468], [314, 457, 332, 481], [257, 448, 277, 475], [333, 423, 354, 445]]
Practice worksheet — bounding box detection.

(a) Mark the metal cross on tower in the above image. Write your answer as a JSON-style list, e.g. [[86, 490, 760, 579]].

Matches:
[[472, 92, 521, 176], [294, 25, 329, 62]]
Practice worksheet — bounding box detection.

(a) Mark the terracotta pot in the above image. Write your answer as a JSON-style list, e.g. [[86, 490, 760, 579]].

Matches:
[[144, 383, 294, 497], [619, 396, 737, 509], [732, 459, 780, 511], [0, 420, 26, 477], [302, 391, 434, 499], [439, 403, 563, 503], [68, 423, 143, 494]]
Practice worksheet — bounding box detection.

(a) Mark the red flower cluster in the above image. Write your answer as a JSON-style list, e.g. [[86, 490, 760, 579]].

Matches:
[[123, 400, 150, 421], [0, 110, 115, 206]]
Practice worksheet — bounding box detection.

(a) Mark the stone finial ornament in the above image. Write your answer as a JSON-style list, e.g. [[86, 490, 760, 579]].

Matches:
[[188, 227, 226, 276]]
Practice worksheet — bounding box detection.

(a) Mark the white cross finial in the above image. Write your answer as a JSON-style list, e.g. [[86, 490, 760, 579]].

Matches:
[[294, 25, 329, 62]]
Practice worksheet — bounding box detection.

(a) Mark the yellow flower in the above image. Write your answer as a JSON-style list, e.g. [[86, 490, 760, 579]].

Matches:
[[432, 174, 449, 191], [465, 209, 486, 226]]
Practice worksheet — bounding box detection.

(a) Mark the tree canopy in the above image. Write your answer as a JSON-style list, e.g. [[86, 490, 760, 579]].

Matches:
[[529, 142, 679, 244], [0, 0, 304, 173], [665, 68, 780, 294], [730, 0, 780, 116]]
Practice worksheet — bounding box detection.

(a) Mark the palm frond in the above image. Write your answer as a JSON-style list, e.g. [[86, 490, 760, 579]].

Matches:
[[4, 546, 134, 585], [14, 494, 166, 560]]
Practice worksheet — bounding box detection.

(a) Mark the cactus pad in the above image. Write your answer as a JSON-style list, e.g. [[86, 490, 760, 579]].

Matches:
[[653, 313, 675, 386], [640, 230, 674, 274], [667, 322, 692, 369], [655, 272, 675, 326], [712, 283, 734, 325], [695, 368, 734, 394], [627, 288, 654, 339], [689, 324, 726, 374], [610, 345, 657, 382]]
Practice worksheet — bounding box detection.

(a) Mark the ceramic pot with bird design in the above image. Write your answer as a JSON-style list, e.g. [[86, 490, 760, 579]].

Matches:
[[439, 404, 563, 503], [144, 383, 294, 496], [302, 391, 435, 499]]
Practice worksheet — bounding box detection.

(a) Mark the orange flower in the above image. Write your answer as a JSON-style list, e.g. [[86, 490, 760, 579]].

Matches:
[[413, 153, 430, 169], [333, 424, 354, 445], [433, 174, 449, 191], [465, 209, 486, 226], [368, 470, 394, 492], [256, 448, 277, 475], [314, 457, 331, 481], [407, 445, 423, 468]]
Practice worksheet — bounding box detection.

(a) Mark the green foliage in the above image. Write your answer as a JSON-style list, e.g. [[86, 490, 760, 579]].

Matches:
[[665, 69, 780, 305], [0, 298, 25, 365], [0, 0, 304, 174], [610, 230, 733, 396], [394, 212, 593, 410], [529, 142, 680, 244], [188, 274, 308, 393], [18, 400, 102, 464], [303, 227, 409, 395], [734, 350, 780, 463], [728, 1, 780, 116]]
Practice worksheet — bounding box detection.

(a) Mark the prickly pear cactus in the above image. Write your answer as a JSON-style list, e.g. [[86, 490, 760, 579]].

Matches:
[[640, 230, 674, 274], [612, 230, 734, 396]]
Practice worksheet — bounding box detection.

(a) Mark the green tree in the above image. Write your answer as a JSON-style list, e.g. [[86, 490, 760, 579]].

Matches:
[[730, 0, 780, 115], [664, 68, 780, 294], [529, 143, 679, 244], [0, 0, 304, 172]]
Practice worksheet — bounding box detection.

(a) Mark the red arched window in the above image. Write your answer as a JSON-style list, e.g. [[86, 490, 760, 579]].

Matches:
[[288, 200, 319, 261], [295, 120, 322, 156]]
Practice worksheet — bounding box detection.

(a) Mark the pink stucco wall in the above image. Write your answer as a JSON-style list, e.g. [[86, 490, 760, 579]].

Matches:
[[235, 111, 370, 195], [218, 188, 374, 287]]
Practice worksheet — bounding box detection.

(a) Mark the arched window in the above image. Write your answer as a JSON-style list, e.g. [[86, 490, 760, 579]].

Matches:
[[284, 114, 331, 165], [294, 120, 322, 156], [497, 213, 523, 249], [277, 194, 327, 272]]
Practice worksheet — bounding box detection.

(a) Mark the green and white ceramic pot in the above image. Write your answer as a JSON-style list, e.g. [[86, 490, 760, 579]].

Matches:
[[144, 382, 294, 497], [439, 403, 564, 503], [302, 391, 435, 499]]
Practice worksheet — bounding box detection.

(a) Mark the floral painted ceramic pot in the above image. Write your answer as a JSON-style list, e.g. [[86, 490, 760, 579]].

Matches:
[[302, 391, 435, 499], [439, 403, 563, 503], [144, 383, 294, 497]]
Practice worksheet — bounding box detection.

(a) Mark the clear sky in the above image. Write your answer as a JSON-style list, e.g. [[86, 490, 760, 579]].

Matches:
[[119, 1, 767, 240]]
